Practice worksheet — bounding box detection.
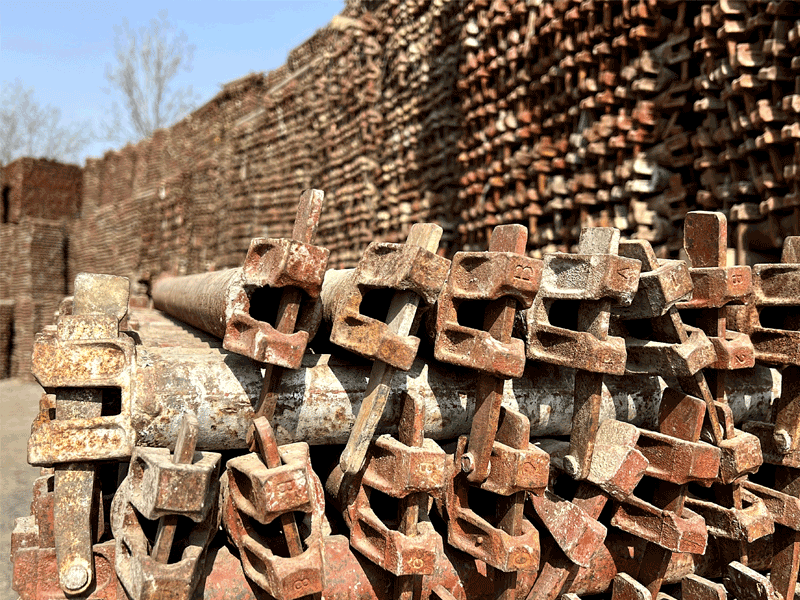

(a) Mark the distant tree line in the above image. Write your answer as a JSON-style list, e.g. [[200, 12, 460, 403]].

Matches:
[[1, 10, 196, 167]]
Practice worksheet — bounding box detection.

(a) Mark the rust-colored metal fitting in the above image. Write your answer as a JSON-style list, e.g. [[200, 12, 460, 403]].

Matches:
[[717, 430, 763, 484], [636, 429, 721, 486], [744, 421, 800, 468], [242, 237, 329, 296], [111, 491, 218, 600], [612, 573, 652, 600], [724, 560, 781, 600], [442, 435, 542, 573], [12, 473, 121, 600], [153, 256, 325, 370], [677, 212, 754, 373], [327, 466, 442, 576], [529, 490, 607, 568], [12, 536, 119, 600], [525, 244, 640, 375], [434, 250, 541, 378], [111, 418, 221, 600], [224, 443, 317, 523], [682, 574, 727, 600], [326, 433, 448, 576], [743, 480, 800, 530], [29, 274, 135, 465], [708, 330, 757, 370], [584, 420, 649, 501], [359, 434, 449, 498], [611, 495, 708, 554], [221, 440, 326, 600], [625, 326, 717, 378], [329, 240, 450, 370], [153, 190, 328, 369], [685, 491, 775, 543], [122, 446, 221, 522], [29, 273, 132, 595], [678, 266, 753, 310], [747, 238, 800, 366], [479, 436, 550, 496], [614, 256, 692, 320], [224, 238, 328, 367]]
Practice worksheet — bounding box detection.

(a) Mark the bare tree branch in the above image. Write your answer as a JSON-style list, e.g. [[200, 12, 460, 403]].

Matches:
[[104, 10, 197, 143], [0, 80, 94, 167]]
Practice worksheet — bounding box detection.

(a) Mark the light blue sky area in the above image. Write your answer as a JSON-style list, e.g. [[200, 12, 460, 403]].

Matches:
[[1, 1, 345, 163]]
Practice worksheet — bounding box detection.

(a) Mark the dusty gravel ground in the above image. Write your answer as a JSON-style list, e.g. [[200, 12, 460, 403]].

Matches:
[[0, 379, 42, 599]]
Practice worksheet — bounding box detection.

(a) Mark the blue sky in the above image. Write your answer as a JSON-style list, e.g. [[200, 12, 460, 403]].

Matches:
[[1, 1, 345, 162]]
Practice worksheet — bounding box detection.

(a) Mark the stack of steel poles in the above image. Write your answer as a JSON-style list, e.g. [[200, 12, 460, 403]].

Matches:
[[12, 191, 800, 600]]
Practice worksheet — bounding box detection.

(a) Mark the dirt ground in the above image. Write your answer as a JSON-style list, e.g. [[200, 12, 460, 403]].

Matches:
[[0, 378, 43, 600]]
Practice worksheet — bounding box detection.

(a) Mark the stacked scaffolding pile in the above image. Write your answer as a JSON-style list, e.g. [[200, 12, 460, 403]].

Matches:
[[0, 158, 81, 379], [7, 0, 800, 380], [63, 0, 800, 285], [15, 201, 800, 600]]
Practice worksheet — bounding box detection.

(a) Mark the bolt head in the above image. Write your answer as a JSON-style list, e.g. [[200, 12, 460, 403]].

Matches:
[[564, 454, 580, 478], [774, 429, 792, 453], [62, 563, 90, 593], [461, 452, 475, 474]]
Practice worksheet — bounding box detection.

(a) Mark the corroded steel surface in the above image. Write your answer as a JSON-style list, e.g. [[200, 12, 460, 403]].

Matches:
[[16, 207, 800, 600]]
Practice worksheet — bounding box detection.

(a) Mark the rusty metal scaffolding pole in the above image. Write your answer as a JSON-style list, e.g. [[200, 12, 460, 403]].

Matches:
[[152, 268, 242, 339]]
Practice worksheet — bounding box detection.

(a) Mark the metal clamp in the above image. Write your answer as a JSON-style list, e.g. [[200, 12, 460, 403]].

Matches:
[[434, 249, 541, 378], [111, 415, 221, 600], [221, 418, 326, 600], [329, 239, 450, 371]]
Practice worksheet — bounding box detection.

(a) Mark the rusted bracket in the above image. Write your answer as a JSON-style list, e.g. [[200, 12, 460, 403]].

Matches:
[[29, 274, 136, 466], [616, 238, 725, 445], [636, 429, 721, 486], [525, 229, 640, 376], [152, 189, 329, 374], [724, 561, 782, 600], [111, 414, 221, 600], [253, 189, 329, 421], [30, 273, 133, 595], [326, 394, 453, 582], [221, 417, 326, 600], [443, 407, 548, 576], [612, 573, 652, 600], [434, 229, 541, 379], [677, 211, 755, 416], [618, 239, 719, 379], [717, 426, 763, 485], [743, 238, 800, 451], [12, 474, 119, 600], [682, 574, 727, 600], [529, 490, 607, 568], [528, 227, 641, 481], [526, 420, 648, 600], [734, 237, 800, 600], [624, 326, 717, 378], [612, 495, 708, 555], [333, 223, 448, 475], [620, 385, 710, 596], [684, 491, 774, 544], [431, 224, 541, 486], [329, 234, 451, 371]]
